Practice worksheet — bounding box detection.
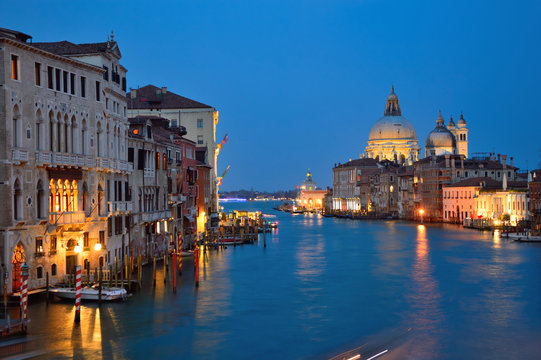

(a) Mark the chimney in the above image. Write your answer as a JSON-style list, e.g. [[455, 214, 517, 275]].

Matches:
[[502, 154, 507, 169], [497, 153, 501, 162], [130, 89, 137, 99], [161, 87, 167, 94], [445, 154, 450, 168], [510, 156, 513, 168]]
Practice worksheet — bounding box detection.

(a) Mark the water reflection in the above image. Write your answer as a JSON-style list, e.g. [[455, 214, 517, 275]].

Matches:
[[406, 225, 444, 358]]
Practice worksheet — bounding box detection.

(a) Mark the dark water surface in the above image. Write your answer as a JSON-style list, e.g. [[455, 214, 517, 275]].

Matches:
[[25, 201, 541, 359]]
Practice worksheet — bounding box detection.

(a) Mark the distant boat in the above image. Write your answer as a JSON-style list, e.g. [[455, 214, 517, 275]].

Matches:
[[49, 285, 128, 301]]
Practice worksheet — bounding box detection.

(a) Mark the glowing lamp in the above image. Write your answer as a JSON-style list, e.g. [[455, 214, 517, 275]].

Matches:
[[74, 245, 82, 253], [94, 243, 102, 251], [419, 209, 424, 215]]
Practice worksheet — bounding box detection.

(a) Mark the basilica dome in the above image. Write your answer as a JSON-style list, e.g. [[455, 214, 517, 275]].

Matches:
[[368, 115, 417, 141], [364, 87, 420, 165]]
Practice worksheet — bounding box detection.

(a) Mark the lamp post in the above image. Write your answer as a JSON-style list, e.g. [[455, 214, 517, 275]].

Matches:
[[419, 209, 424, 224]]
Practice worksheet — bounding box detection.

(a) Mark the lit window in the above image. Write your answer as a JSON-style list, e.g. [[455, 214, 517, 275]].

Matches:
[[11, 55, 19, 80], [35, 62, 41, 86]]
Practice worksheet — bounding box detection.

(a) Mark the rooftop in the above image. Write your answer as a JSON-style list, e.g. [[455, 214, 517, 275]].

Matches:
[[127, 85, 213, 110]]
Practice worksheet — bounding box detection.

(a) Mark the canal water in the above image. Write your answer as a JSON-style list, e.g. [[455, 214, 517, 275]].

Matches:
[[23, 201, 541, 359]]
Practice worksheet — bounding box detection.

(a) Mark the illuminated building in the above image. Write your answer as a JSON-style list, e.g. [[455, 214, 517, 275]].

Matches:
[[425, 111, 469, 157], [529, 170, 541, 235], [365, 87, 420, 165], [297, 171, 326, 211], [0, 28, 131, 293]]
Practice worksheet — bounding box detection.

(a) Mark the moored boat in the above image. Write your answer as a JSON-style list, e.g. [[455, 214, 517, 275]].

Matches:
[[49, 285, 129, 301]]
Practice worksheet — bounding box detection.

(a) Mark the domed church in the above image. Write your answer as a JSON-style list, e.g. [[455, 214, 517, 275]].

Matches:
[[364, 87, 420, 165], [425, 111, 469, 157]]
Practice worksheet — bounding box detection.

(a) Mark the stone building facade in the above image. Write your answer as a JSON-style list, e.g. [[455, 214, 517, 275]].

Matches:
[[127, 85, 219, 214], [0, 28, 131, 292]]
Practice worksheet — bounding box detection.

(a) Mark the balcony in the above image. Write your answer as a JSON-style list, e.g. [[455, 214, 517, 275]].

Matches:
[[168, 194, 186, 205], [12, 149, 29, 164], [49, 211, 86, 225], [140, 210, 172, 223], [107, 201, 134, 214]]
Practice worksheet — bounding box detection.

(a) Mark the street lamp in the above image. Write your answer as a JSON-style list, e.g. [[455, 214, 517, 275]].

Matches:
[[419, 209, 424, 223], [74, 244, 82, 253], [94, 243, 102, 251]]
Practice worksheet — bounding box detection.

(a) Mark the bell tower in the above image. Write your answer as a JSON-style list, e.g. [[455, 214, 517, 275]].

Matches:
[[455, 113, 469, 158]]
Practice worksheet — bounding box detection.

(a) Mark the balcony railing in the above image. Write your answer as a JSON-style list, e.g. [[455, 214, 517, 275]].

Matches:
[[49, 211, 86, 225], [140, 210, 172, 223], [35, 151, 132, 173], [107, 201, 134, 214], [12, 149, 29, 163]]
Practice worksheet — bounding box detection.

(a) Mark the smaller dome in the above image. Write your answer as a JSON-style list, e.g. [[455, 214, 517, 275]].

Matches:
[[448, 115, 456, 128], [426, 127, 456, 148], [457, 113, 466, 126]]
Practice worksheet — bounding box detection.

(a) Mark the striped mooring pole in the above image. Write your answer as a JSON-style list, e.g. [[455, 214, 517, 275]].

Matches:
[[74, 265, 82, 323], [20, 263, 29, 331], [194, 243, 199, 287]]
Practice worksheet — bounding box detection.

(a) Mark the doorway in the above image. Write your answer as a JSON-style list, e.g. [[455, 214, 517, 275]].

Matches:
[[11, 242, 26, 293], [66, 255, 78, 277]]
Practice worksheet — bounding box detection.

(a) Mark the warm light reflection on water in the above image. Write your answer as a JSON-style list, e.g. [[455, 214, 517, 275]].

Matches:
[[406, 224, 444, 358], [22, 202, 541, 359]]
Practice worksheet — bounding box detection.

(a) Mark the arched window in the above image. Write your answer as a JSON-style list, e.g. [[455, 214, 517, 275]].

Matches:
[[64, 114, 69, 153], [12, 105, 21, 147], [71, 116, 76, 154], [82, 182, 89, 213], [71, 180, 78, 211], [56, 180, 62, 212], [37, 180, 45, 219], [57, 113, 62, 152], [51, 264, 57, 276], [97, 183, 104, 216], [156, 152, 160, 169], [81, 119, 87, 155], [13, 178, 22, 220], [96, 122, 102, 157], [163, 153, 167, 170], [49, 111, 55, 151], [36, 110, 42, 150], [84, 258, 90, 270]]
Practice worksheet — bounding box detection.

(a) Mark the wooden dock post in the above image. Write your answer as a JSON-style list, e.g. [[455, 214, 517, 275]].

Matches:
[[98, 265, 102, 305], [46, 272, 49, 304], [153, 256, 156, 287], [138, 255, 142, 289], [127, 255, 132, 290], [121, 257, 125, 290], [86, 266, 90, 287], [114, 256, 118, 288], [173, 252, 177, 294], [109, 265, 113, 288], [164, 254, 168, 283]]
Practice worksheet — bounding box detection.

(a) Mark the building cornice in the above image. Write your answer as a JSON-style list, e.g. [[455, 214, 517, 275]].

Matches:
[[0, 38, 105, 74]]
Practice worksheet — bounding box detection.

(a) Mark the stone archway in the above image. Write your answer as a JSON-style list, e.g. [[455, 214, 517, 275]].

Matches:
[[11, 242, 26, 292]]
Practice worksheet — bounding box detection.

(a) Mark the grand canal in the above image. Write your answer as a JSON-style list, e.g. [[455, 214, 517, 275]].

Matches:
[[22, 201, 541, 359]]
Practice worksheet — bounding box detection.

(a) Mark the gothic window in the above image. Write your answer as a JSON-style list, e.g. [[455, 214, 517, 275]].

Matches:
[[36, 180, 45, 219], [82, 182, 89, 212], [13, 178, 22, 220]]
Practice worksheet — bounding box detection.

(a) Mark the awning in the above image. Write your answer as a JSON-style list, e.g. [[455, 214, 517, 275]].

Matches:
[[183, 215, 195, 223]]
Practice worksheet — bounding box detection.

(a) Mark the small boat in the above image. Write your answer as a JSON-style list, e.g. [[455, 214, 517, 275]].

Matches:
[[268, 221, 278, 229], [49, 285, 128, 301], [218, 237, 245, 245]]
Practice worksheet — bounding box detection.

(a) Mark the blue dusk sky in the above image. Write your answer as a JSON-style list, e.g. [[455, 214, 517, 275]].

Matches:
[[2, 0, 540, 191]]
